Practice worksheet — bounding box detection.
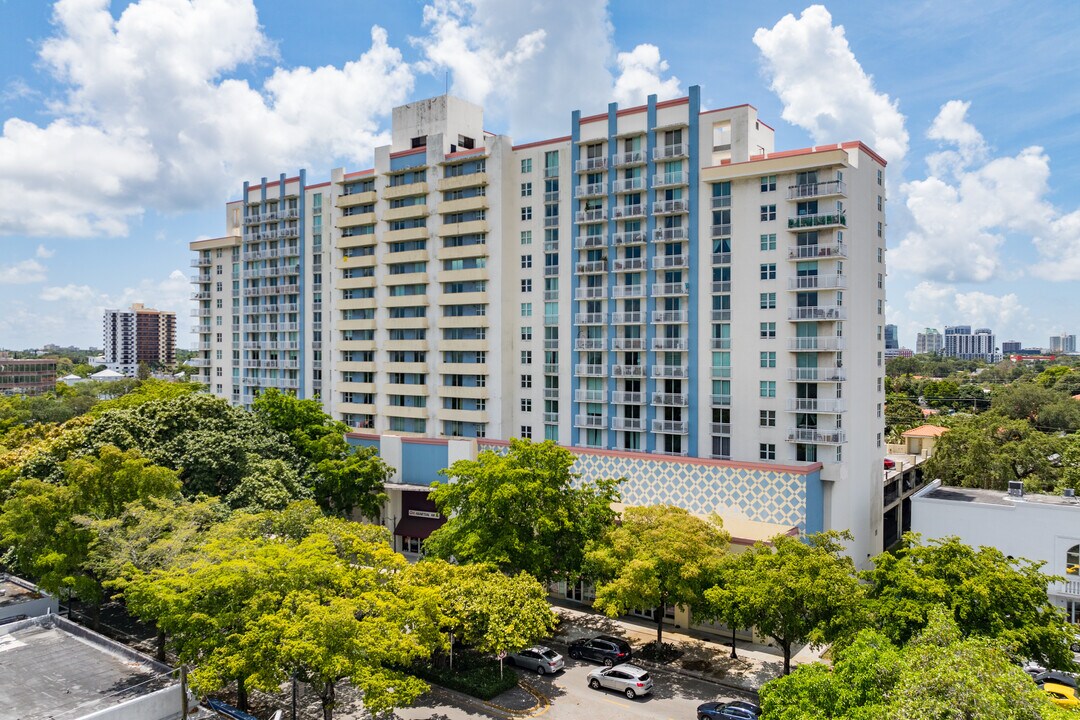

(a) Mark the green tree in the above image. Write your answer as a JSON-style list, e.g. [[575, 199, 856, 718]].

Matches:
[[586, 505, 728, 646], [992, 382, 1059, 421], [708, 532, 863, 675], [922, 379, 960, 409], [224, 456, 312, 513], [425, 439, 622, 584], [861, 534, 1077, 670], [884, 396, 924, 436], [1037, 399, 1080, 433]]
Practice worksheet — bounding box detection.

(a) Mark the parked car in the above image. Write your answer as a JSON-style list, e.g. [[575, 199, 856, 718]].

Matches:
[[507, 645, 564, 675], [697, 699, 763, 719], [567, 635, 633, 666], [1044, 682, 1080, 709], [1071, 633, 1080, 653], [587, 664, 653, 699], [883, 458, 896, 470], [1033, 670, 1079, 691]]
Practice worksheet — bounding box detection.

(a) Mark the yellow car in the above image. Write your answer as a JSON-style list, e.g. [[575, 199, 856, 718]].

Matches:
[[1066, 563, 1079, 575], [1044, 682, 1080, 709]]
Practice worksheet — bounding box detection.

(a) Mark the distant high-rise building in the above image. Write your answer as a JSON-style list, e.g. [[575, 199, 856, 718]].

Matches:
[[103, 303, 177, 376], [1049, 334, 1076, 353], [884, 324, 899, 350], [1001, 341, 1021, 355], [916, 328, 943, 355], [0, 354, 57, 396], [943, 325, 996, 362]]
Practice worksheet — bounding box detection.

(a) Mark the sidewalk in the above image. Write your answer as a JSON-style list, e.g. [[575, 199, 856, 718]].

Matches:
[[549, 601, 828, 695]]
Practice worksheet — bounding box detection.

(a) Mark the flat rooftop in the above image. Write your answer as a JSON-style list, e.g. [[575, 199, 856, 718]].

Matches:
[[0, 616, 175, 720], [921, 485, 1080, 509], [0, 576, 44, 609]]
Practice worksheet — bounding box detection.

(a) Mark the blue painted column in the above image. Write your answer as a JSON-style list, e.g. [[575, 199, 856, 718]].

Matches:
[[298, 168, 307, 400], [644, 95, 658, 454], [570, 110, 581, 448], [606, 102, 618, 450], [687, 86, 700, 457]]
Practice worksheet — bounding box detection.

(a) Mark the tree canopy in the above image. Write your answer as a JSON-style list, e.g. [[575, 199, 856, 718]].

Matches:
[[425, 439, 622, 584]]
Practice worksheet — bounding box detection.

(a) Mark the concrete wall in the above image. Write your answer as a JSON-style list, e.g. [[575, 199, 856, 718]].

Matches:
[[79, 685, 184, 720]]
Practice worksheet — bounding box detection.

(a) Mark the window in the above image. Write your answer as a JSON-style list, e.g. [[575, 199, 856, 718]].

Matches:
[[521, 230, 532, 245], [216, 281, 223, 292], [521, 326, 533, 341], [760, 175, 777, 192], [760, 263, 777, 280], [521, 350, 532, 365], [877, 195, 883, 211], [1066, 544, 1079, 576], [760, 381, 776, 398], [521, 279, 532, 293], [877, 168, 883, 186], [521, 182, 533, 197], [878, 247, 883, 263], [521, 158, 532, 173], [760, 204, 776, 221], [877, 221, 883, 238], [521, 302, 532, 317], [760, 351, 776, 368], [521, 374, 532, 388], [877, 273, 883, 289], [759, 443, 776, 460], [877, 403, 883, 418], [877, 299, 883, 315], [877, 377, 883, 392], [760, 322, 776, 338], [760, 233, 777, 251], [877, 432, 882, 448], [521, 254, 533, 269], [520, 425, 533, 439], [521, 206, 533, 221], [760, 292, 776, 309], [760, 410, 776, 427], [521, 398, 532, 412]]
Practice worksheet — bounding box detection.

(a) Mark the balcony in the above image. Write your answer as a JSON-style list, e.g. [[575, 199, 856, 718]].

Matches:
[[610, 337, 645, 351], [611, 284, 645, 298], [711, 281, 731, 294], [611, 312, 644, 325], [653, 200, 689, 215], [788, 306, 847, 321], [712, 310, 732, 322], [611, 417, 646, 431], [544, 363, 559, 375], [711, 366, 732, 379], [611, 204, 646, 220], [653, 171, 688, 187], [576, 157, 609, 173], [611, 391, 644, 404], [711, 394, 731, 406], [575, 260, 607, 274], [612, 177, 645, 193], [575, 389, 607, 402], [788, 366, 846, 382], [544, 190, 560, 203], [544, 166, 560, 178], [653, 227, 687, 242], [613, 231, 646, 246], [652, 419, 689, 434], [543, 388, 560, 400], [787, 428, 846, 445], [1050, 580, 1080, 598], [651, 254, 689, 270], [710, 224, 732, 238], [544, 215, 560, 228], [191, 291, 210, 300], [545, 314, 560, 326], [650, 365, 689, 379], [710, 338, 731, 350], [575, 312, 606, 324], [652, 337, 688, 351], [787, 212, 846, 230], [191, 273, 211, 283], [711, 196, 731, 210], [574, 286, 607, 300], [574, 364, 607, 377], [652, 392, 688, 406], [575, 209, 607, 224], [575, 234, 607, 249], [788, 243, 848, 260], [652, 310, 688, 324], [711, 423, 732, 435], [575, 182, 606, 198], [711, 252, 732, 265], [575, 414, 607, 429], [612, 257, 646, 272], [574, 338, 606, 351], [788, 337, 845, 352], [652, 283, 690, 297], [787, 180, 847, 200], [788, 274, 847, 290], [191, 257, 211, 267], [186, 358, 210, 367], [786, 398, 846, 413], [652, 144, 688, 161], [543, 290, 560, 301], [612, 150, 645, 167], [612, 364, 645, 378]]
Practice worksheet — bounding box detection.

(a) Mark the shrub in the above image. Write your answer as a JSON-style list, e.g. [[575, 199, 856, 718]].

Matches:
[[407, 651, 518, 700]]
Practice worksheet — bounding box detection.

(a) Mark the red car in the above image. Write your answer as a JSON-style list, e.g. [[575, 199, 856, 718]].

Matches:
[[883, 458, 896, 470]]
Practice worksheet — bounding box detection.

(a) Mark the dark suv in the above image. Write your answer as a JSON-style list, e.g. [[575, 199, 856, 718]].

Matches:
[[567, 635, 633, 666]]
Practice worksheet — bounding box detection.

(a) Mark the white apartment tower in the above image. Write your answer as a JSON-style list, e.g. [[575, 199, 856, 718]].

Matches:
[[916, 327, 943, 355], [190, 88, 890, 563]]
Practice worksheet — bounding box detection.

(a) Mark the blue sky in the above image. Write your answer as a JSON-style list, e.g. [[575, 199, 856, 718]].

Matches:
[[2, 0, 1079, 350]]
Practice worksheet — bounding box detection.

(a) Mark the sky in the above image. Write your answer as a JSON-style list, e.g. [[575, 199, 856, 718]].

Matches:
[[1, 0, 1079, 350]]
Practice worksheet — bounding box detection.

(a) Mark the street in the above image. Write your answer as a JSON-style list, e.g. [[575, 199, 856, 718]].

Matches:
[[392, 656, 752, 720]]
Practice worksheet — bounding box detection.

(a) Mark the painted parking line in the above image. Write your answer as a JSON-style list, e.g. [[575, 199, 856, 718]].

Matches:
[[595, 695, 633, 710]]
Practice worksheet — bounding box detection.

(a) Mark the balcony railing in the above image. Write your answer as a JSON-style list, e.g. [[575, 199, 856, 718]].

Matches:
[[575, 209, 607, 223], [574, 286, 607, 300], [611, 391, 644, 404], [787, 428, 846, 445], [711, 423, 732, 435], [652, 143, 688, 161], [652, 310, 688, 324], [711, 252, 732, 265], [653, 171, 688, 187], [544, 215, 560, 228], [612, 364, 645, 377], [611, 417, 646, 431], [650, 365, 689, 379], [611, 312, 644, 325], [574, 338, 606, 351], [543, 363, 559, 375], [788, 306, 847, 321], [652, 419, 689, 434], [612, 257, 646, 272], [612, 151, 646, 167], [711, 394, 731, 406], [788, 243, 848, 260], [613, 231, 646, 246], [544, 191, 560, 203], [574, 364, 607, 377], [653, 200, 689, 215], [787, 366, 846, 381], [712, 281, 731, 293], [575, 414, 607, 428], [788, 336, 845, 351], [652, 283, 689, 297], [576, 157, 609, 172], [611, 337, 645, 350], [611, 284, 644, 298], [1050, 580, 1080, 598], [788, 274, 847, 290], [543, 412, 559, 424], [652, 337, 688, 351], [575, 182, 606, 198], [787, 212, 846, 229], [612, 177, 645, 193], [710, 338, 731, 350], [711, 366, 732, 379], [575, 389, 607, 402], [787, 180, 847, 200], [711, 196, 731, 209], [575, 260, 607, 274], [611, 204, 646, 220], [710, 224, 732, 238], [653, 227, 687, 242], [786, 398, 846, 413], [711, 310, 731, 322], [575, 234, 607, 249], [652, 392, 688, 406], [575, 313, 606, 324], [652, 254, 689, 270]]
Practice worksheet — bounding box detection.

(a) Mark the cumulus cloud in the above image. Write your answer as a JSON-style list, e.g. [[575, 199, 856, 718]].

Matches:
[[0, 0, 414, 238], [901, 281, 1031, 344], [35, 245, 55, 259], [413, 0, 680, 139], [753, 5, 908, 165], [0, 258, 47, 285], [893, 100, 1080, 282]]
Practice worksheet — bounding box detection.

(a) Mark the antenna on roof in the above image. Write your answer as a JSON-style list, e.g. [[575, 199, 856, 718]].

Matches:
[[445, 71, 449, 96]]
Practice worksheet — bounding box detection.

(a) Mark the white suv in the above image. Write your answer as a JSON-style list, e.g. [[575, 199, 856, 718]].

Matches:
[[587, 664, 653, 699]]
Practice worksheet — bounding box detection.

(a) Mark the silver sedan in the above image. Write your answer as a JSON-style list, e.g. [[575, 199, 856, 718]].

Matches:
[[587, 664, 653, 699], [508, 645, 565, 675]]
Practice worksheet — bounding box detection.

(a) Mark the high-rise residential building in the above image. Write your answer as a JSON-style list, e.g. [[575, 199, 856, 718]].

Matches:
[[943, 325, 996, 361], [916, 327, 943, 355], [884, 324, 898, 350], [190, 88, 890, 564], [102, 303, 177, 376], [1001, 341, 1021, 355], [0, 354, 56, 396], [1049, 333, 1077, 354]]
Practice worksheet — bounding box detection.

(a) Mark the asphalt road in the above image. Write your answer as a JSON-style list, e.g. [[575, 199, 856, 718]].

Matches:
[[392, 655, 751, 720]]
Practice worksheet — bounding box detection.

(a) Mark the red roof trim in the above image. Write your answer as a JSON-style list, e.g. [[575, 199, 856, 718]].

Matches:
[[702, 144, 851, 171], [346, 432, 380, 440], [389, 147, 426, 160], [343, 169, 375, 179], [758, 119, 775, 131], [512, 135, 572, 151], [615, 103, 647, 117], [842, 141, 888, 167], [443, 147, 486, 160], [656, 97, 690, 110], [578, 112, 607, 124], [306, 181, 330, 190]]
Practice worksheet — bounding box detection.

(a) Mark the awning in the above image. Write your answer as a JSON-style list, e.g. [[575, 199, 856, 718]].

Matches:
[[393, 514, 445, 539]]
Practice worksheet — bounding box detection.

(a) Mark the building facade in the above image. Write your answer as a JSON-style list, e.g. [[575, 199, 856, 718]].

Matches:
[[1001, 340, 1021, 354], [103, 303, 177, 376], [916, 327, 943, 355], [190, 89, 889, 564], [1050, 334, 1077, 354], [884, 323, 898, 350], [0, 355, 56, 396], [943, 325, 996, 361]]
